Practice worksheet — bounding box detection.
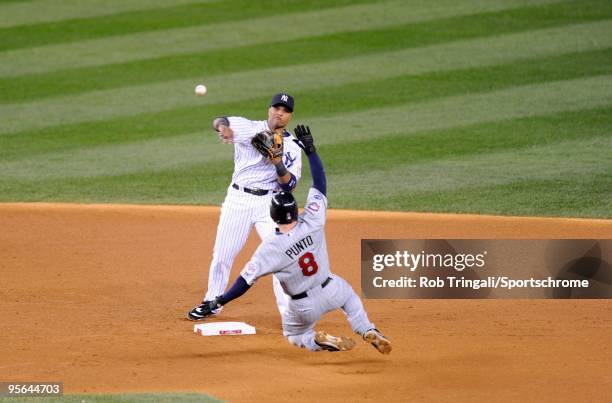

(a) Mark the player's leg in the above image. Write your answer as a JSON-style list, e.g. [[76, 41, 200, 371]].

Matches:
[[254, 207, 290, 316], [286, 330, 319, 351], [204, 195, 253, 302], [285, 329, 356, 352], [281, 298, 319, 350], [332, 275, 392, 354], [323, 274, 373, 333], [188, 190, 255, 320], [282, 295, 355, 352], [270, 275, 290, 316]]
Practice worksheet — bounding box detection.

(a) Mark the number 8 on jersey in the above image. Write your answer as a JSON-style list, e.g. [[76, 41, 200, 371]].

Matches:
[[299, 252, 318, 276]]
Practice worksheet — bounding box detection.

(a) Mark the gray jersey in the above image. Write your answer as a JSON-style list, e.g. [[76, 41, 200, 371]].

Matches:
[[240, 187, 330, 296]]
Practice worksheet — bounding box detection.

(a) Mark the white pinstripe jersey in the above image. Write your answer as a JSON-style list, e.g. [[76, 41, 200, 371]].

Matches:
[[240, 188, 330, 296], [228, 116, 302, 190]]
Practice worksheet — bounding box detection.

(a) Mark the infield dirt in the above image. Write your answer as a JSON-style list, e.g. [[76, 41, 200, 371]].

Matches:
[[1, 204, 611, 402]]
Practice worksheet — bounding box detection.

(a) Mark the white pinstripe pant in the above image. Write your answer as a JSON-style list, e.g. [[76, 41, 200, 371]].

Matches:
[[205, 185, 289, 314]]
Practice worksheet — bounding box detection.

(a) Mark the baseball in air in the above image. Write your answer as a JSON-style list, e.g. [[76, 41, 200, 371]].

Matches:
[[195, 84, 207, 96]]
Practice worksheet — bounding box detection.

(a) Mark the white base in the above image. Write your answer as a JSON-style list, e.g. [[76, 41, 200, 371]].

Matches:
[[194, 321, 256, 336]]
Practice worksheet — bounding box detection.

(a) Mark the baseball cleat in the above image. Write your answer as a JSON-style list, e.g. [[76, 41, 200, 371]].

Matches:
[[314, 330, 356, 352], [186, 302, 218, 321], [363, 328, 392, 354]]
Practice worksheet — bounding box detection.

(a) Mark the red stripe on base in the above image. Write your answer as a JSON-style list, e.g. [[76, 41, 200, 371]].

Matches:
[[220, 329, 243, 335]]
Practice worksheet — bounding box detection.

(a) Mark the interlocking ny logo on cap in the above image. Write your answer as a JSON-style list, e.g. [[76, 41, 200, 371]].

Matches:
[[271, 93, 294, 112]]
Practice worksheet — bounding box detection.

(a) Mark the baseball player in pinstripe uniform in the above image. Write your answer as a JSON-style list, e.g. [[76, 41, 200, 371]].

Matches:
[[188, 93, 302, 320], [189, 126, 391, 354]]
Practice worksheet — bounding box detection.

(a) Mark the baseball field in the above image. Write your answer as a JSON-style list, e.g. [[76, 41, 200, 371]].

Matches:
[[1, 0, 611, 402]]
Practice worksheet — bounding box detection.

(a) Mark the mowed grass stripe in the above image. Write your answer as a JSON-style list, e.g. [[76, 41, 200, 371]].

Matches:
[[321, 107, 612, 175], [328, 135, 612, 212], [0, 0, 566, 77], [1, 76, 610, 180], [2, 48, 610, 160], [2, 21, 610, 136], [0, 0, 373, 51], [2, 106, 608, 181], [311, 75, 612, 145], [0, 132, 231, 179], [0, 163, 232, 205], [383, 174, 612, 218], [1, 128, 609, 215], [3, 0, 609, 103], [0, 0, 215, 29], [4, 167, 609, 217]]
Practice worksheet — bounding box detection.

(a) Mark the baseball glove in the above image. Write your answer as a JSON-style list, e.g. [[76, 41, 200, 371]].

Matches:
[[251, 129, 283, 161]]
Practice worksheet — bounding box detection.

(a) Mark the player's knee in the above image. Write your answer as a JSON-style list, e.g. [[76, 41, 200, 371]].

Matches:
[[210, 257, 232, 271], [286, 335, 305, 349], [286, 334, 320, 351]]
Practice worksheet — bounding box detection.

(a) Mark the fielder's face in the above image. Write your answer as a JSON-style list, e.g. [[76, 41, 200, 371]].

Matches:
[[268, 105, 293, 130]]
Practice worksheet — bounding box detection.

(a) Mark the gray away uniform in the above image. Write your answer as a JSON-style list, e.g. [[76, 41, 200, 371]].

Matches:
[[240, 187, 375, 351]]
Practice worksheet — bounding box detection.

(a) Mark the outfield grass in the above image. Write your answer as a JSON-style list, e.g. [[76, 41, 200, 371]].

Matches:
[[0, 0, 610, 217]]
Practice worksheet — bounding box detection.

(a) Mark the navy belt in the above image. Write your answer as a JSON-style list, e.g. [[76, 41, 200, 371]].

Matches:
[[232, 183, 274, 196], [291, 277, 332, 300]]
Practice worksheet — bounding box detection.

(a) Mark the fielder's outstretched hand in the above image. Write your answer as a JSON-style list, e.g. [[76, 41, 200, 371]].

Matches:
[[213, 117, 234, 144], [218, 126, 234, 144], [294, 125, 316, 155]]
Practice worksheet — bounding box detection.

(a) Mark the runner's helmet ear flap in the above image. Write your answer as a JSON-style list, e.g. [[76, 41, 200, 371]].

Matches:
[[270, 191, 298, 224]]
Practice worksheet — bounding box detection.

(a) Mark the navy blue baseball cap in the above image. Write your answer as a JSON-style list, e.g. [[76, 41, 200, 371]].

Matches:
[[270, 93, 294, 112]]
